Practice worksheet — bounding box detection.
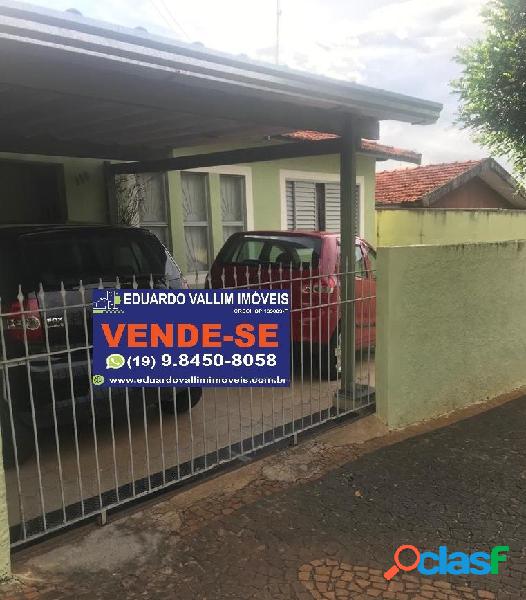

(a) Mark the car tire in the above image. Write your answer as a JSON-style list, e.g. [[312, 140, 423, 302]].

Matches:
[[1, 402, 34, 468], [160, 387, 203, 414]]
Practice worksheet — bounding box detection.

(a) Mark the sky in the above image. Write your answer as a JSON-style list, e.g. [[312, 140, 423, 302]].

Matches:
[[30, 0, 494, 170]]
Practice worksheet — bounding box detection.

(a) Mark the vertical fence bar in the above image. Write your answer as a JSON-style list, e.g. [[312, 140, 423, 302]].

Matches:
[[326, 271, 332, 416], [300, 264, 312, 423], [38, 284, 67, 524], [0, 297, 27, 541], [279, 263, 286, 437], [156, 388, 167, 485], [170, 387, 181, 481], [335, 271, 341, 416], [141, 387, 152, 492], [19, 289, 47, 531], [308, 262, 314, 424], [289, 261, 296, 436], [79, 281, 103, 509], [317, 271, 322, 422], [268, 263, 276, 440], [60, 283, 86, 517]]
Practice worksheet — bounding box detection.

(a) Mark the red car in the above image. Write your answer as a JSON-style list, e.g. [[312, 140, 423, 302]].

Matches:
[[206, 231, 376, 379]]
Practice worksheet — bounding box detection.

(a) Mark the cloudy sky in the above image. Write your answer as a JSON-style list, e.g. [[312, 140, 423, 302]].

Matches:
[[33, 0, 493, 170]]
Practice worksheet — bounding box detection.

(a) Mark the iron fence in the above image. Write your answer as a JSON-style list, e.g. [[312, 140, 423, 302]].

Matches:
[[0, 262, 375, 546]]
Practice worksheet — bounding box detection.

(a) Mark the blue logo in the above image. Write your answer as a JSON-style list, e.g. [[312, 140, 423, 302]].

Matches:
[[93, 291, 125, 314]]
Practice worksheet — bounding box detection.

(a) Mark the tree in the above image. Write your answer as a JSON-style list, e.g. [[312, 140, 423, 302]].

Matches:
[[453, 0, 526, 181]]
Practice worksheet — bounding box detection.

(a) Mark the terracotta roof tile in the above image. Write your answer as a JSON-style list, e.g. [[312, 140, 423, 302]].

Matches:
[[279, 130, 421, 164], [375, 160, 484, 205]]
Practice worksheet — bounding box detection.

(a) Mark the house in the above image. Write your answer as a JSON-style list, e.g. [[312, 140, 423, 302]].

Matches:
[[375, 158, 526, 209], [0, 1, 443, 564], [0, 2, 436, 290], [118, 132, 421, 281], [0, 133, 420, 283]]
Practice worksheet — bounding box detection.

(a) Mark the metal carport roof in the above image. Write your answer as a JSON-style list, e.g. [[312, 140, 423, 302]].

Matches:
[[0, 0, 442, 161]]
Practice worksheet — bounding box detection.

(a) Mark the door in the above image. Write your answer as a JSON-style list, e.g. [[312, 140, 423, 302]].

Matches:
[[0, 160, 65, 224]]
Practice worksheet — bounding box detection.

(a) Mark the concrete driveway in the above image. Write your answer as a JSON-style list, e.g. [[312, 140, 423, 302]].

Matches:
[[5, 358, 375, 532]]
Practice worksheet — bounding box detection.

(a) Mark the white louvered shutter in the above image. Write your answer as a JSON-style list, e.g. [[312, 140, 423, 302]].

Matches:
[[323, 183, 361, 235], [286, 180, 317, 230], [324, 183, 341, 232]]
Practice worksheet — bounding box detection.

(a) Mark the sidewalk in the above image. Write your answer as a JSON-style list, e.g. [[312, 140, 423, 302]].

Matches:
[[2, 394, 525, 600]]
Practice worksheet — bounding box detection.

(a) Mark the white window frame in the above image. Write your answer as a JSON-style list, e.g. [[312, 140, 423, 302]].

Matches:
[[181, 171, 212, 276], [137, 172, 171, 248], [279, 169, 365, 237], [186, 165, 254, 230]]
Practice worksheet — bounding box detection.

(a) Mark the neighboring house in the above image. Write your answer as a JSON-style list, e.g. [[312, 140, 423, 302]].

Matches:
[[375, 158, 526, 209]]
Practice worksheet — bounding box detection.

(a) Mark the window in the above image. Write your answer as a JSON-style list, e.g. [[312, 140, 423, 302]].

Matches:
[[137, 173, 170, 246], [322, 183, 361, 235], [220, 174, 246, 242], [232, 239, 266, 264], [286, 180, 318, 230], [182, 172, 210, 273], [223, 234, 321, 270], [285, 177, 363, 236], [19, 229, 178, 287]]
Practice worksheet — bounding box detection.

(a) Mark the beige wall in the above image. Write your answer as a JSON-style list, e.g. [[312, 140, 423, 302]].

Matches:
[[376, 240, 526, 429], [377, 208, 526, 247], [433, 177, 513, 209]]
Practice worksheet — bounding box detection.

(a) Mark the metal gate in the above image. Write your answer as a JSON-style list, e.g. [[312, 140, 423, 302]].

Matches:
[[0, 258, 375, 547]]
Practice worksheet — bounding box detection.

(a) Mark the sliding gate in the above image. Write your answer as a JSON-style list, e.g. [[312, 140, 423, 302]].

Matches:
[[0, 261, 375, 546]]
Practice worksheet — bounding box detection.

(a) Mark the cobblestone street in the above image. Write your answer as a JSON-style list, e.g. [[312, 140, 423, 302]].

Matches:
[[2, 394, 525, 600]]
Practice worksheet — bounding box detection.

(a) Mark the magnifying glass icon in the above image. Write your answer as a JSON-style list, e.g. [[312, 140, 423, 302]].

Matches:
[[383, 545, 421, 581]]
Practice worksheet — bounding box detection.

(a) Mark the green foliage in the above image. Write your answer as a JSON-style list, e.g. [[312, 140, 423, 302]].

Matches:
[[453, 0, 526, 180]]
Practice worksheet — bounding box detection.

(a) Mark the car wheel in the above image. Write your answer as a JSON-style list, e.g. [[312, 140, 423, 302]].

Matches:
[[160, 387, 203, 414], [0, 402, 34, 468]]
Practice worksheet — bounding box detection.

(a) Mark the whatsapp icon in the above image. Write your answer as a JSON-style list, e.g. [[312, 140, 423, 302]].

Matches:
[[106, 353, 126, 370]]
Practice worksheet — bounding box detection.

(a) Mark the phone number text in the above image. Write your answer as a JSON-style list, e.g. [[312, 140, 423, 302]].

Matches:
[[125, 353, 278, 369]]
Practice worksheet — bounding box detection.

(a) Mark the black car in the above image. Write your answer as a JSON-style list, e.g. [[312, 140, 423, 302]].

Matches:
[[0, 225, 202, 465]]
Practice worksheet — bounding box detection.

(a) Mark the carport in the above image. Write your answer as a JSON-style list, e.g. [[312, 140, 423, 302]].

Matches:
[[0, 0, 441, 556]]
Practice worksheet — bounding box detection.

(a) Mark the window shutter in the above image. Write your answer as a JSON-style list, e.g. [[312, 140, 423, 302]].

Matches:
[[286, 180, 295, 229], [323, 183, 361, 235], [324, 183, 341, 232], [286, 180, 317, 230]]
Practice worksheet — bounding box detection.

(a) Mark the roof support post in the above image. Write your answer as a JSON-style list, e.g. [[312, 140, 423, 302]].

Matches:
[[339, 118, 357, 398]]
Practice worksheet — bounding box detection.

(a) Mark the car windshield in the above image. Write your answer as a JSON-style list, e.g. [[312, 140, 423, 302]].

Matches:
[[16, 229, 180, 289], [222, 235, 322, 269]]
